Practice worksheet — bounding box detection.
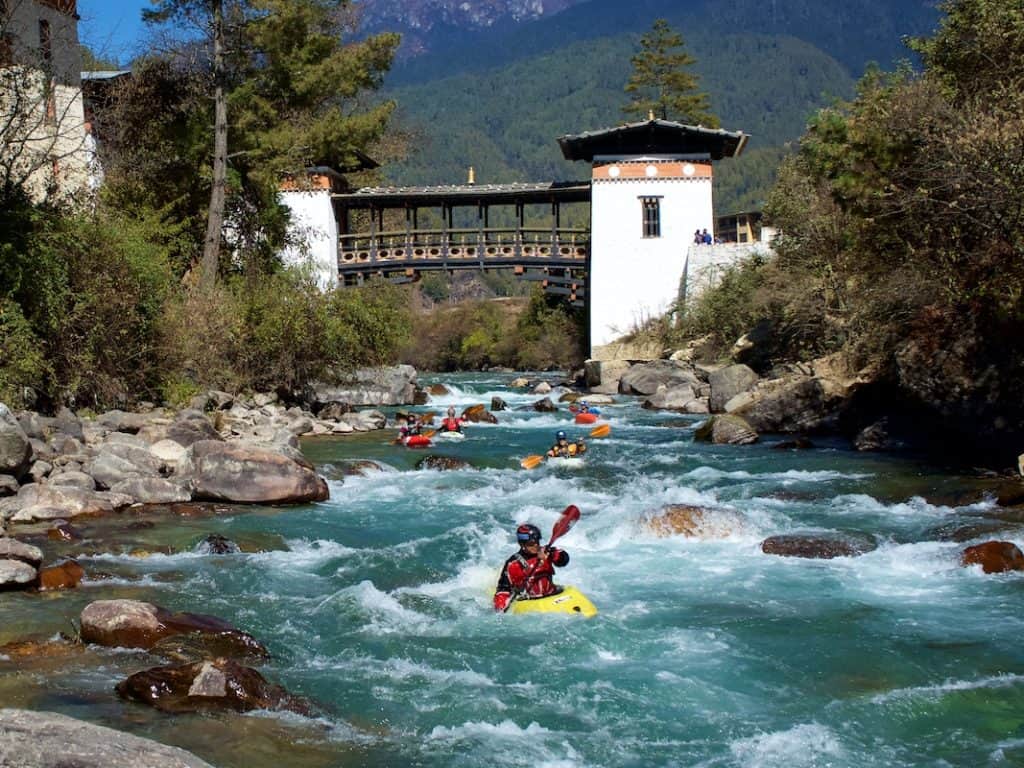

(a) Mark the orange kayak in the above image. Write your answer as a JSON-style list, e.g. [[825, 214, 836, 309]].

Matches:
[[574, 413, 598, 424], [404, 435, 432, 448]]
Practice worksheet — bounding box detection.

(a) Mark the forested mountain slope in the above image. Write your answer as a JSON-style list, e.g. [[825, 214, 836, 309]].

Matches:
[[379, 0, 939, 213]]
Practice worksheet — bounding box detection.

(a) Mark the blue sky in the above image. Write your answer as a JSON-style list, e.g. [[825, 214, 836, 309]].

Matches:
[[78, 0, 151, 65]]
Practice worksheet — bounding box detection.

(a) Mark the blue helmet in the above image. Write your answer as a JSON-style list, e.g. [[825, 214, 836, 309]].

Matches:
[[556, 430, 567, 440]]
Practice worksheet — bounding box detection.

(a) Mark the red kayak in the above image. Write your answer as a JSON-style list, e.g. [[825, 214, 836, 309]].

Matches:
[[404, 435, 432, 448], [574, 413, 598, 424]]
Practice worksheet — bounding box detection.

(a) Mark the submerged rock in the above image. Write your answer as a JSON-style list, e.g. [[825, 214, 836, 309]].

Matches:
[[38, 559, 85, 590], [693, 415, 759, 445], [416, 455, 472, 471], [181, 440, 328, 504], [0, 708, 214, 768], [80, 599, 268, 658], [340, 459, 387, 477], [532, 397, 558, 412], [194, 534, 240, 555], [47, 521, 83, 542], [116, 658, 312, 716], [772, 438, 816, 450], [761, 534, 877, 559], [644, 505, 746, 539], [426, 383, 450, 396], [961, 540, 1024, 573], [490, 396, 507, 412]]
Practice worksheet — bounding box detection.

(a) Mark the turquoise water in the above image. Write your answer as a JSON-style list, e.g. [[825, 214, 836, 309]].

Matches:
[[3, 372, 1024, 767]]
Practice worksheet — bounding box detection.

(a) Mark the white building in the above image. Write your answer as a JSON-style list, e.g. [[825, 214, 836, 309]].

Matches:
[[1, 0, 91, 201], [557, 119, 748, 358]]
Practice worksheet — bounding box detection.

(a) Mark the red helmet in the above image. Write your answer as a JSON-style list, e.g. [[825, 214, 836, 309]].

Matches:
[[516, 523, 542, 544]]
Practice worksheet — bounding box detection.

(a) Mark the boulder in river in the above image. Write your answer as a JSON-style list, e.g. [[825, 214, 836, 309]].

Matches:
[[194, 534, 240, 555], [490, 396, 507, 412], [761, 533, 877, 559], [0, 538, 43, 567], [0, 708, 214, 768], [110, 477, 192, 505], [509, 377, 530, 388], [642, 384, 697, 412], [116, 658, 312, 716], [644, 505, 746, 539], [416, 455, 472, 471], [0, 559, 37, 590], [961, 540, 1024, 573], [461, 404, 498, 424], [47, 521, 83, 541], [181, 440, 328, 504], [618, 360, 700, 396], [309, 365, 417, 407], [0, 404, 32, 478], [708, 364, 759, 413], [80, 599, 268, 658], [426, 383, 450, 396], [532, 381, 552, 395], [532, 397, 558, 412], [693, 415, 759, 446], [37, 559, 85, 590], [340, 459, 387, 477], [5, 484, 117, 522]]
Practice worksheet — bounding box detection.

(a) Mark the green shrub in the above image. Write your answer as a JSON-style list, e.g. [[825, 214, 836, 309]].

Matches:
[[0, 300, 49, 408]]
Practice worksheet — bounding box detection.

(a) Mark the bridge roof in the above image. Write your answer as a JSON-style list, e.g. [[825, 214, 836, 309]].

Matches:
[[333, 181, 591, 208], [558, 119, 748, 162]]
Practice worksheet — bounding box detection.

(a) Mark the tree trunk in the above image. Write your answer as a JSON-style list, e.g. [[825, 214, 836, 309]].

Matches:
[[201, 0, 227, 291]]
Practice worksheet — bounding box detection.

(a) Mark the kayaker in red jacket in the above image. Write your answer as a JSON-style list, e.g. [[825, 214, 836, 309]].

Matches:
[[440, 406, 463, 433], [493, 523, 570, 612]]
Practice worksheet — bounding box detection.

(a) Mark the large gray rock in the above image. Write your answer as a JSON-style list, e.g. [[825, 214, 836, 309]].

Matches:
[[5, 484, 118, 522], [642, 384, 697, 412], [0, 538, 43, 566], [181, 441, 328, 504], [85, 451, 159, 490], [166, 415, 223, 448], [693, 415, 760, 445], [0, 404, 31, 478], [618, 361, 700, 396], [729, 377, 845, 434], [310, 365, 418, 407], [47, 470, 96, 491], [110, 477, 192, 505], [0, 560, 37, 589], [96, 410, 153, 434], [0, 709, 214, 767], [584, 359, 632, 395], [0, 475, 17, 496], [709, 364, 760, 413]]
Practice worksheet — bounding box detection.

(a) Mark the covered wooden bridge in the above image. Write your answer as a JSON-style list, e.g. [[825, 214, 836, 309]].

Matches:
[[332, 180, 592, 305]]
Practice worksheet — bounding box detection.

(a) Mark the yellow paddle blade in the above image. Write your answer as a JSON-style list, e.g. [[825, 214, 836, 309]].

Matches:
[[421, 429, 436, 439], [590, 423, 611, 438], [520, 455, 545, 470], [418, 411, 436, 424]]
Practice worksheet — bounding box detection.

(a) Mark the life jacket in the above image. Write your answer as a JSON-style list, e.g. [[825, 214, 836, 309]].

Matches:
[[442, 417, 461, 432], [493, 547, 569, 611]]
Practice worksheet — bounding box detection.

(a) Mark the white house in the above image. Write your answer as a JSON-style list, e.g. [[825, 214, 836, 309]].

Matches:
[[557, 119, 748, 357]]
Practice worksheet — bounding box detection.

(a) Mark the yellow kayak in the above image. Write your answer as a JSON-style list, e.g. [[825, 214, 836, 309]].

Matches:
[[509, 586, 598, 617]]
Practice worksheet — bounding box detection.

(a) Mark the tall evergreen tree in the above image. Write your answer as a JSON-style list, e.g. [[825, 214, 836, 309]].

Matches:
[[142, 0, 399, 287], [623, 19, 718, 127]]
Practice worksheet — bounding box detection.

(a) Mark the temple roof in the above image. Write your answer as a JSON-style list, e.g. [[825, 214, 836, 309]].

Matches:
[[333, 181, 591, 207], [558, 119, 748, 162]]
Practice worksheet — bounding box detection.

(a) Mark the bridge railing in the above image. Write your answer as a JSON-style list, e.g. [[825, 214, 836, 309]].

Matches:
[[339, 227, 589, 269]]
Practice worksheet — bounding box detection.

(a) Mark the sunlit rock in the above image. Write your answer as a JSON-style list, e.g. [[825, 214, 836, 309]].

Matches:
[[761, 533, 876, 559], [961, 540, 1024, 573], [644, 505, 746, 539]]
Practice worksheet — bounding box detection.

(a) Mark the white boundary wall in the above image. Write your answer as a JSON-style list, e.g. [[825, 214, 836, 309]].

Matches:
[[589, 156, 713, 351], [680, 242, 774, 309], [279, 188, 339, 289]]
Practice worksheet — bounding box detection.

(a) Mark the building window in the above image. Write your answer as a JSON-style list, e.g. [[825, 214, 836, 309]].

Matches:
[[640, 196, 661, 238]]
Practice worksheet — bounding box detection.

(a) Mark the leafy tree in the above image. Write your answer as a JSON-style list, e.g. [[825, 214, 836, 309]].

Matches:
[[141, 0, 400, 287], [623, 19, 718, 126]]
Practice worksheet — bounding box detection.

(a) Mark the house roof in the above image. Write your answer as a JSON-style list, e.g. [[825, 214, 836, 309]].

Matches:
[[558, 118, 748, 162], [332, 181, 592, 207]]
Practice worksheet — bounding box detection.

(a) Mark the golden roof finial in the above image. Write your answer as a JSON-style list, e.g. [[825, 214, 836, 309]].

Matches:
[[648, 109, 655, 121], [467, 166, 476, 185]]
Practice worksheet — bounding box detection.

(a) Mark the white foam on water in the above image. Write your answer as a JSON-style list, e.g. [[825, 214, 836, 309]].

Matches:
[[424, 719, 584, 767], [319, 579, 443, 636], [829, 493, 960, 519], [870, 673, 1024, 704], [990, 737, 1024, 763], [685, 466, 870, 483], [729, 723, 844, 768], [250, 538, 357, 570]]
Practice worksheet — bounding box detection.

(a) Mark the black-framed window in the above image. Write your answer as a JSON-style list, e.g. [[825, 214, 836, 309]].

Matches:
[[38, 19, 51, 62], [640, 196, 661, 238]]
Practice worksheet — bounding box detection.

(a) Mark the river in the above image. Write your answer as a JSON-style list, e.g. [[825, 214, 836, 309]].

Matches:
[[2, 372, 1023, 767]]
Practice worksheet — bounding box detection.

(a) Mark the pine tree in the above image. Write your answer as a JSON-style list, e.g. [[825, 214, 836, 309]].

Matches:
[[142, 0, 399, 286], [623, 19, 719, 127]]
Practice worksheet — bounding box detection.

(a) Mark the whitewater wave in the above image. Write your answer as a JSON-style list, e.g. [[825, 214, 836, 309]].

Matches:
[[730, 723, 845, 768]]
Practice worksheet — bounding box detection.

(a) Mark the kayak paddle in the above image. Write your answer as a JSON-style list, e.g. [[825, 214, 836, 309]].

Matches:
[[589, 423, 611, 438], [548, 504, 581, 546], [520, 454, 545, 470]]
